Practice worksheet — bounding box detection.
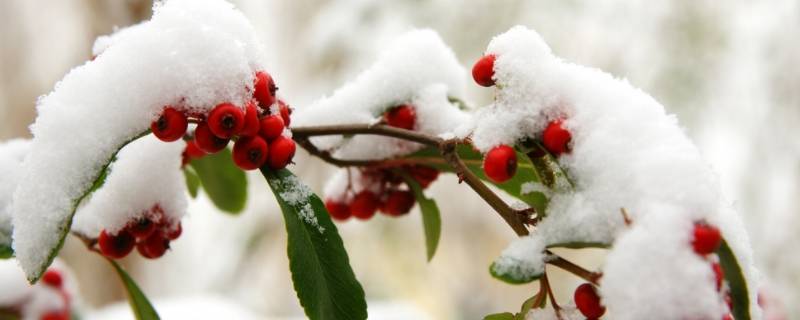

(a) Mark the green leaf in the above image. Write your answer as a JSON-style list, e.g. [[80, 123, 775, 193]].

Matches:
[[518, 292, 545, 319], [717, 239, 751, 320], [400, 172, 441, 261], [483, 312, 515, 320], [183, 167, 200, 198], [0, 244, 12, 259], [545, 241, 611, 249], [488, 261, 543, 285], [262, 168, 367, 320], [108, 259, 160, 320], [189, 148, 247, 214]]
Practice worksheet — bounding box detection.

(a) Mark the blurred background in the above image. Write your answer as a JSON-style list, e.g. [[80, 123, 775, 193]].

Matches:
[[1, 0, 798, 318]]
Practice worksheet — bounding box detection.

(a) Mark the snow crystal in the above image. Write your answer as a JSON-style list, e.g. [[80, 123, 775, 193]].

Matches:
[[480, 26, 761, 318], [11, 0, 266, 280], [520, 181, 551, 197], [72, 135, 187, 237], [277, 175, 325, 233], [491, 236, 546, 282], [294, 30, 470, 160], [0, 139, 31, 249]]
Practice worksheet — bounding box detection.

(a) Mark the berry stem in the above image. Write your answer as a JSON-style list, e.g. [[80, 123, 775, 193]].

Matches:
[[546, 251, 602, 285], [542, 272, 564, 320]]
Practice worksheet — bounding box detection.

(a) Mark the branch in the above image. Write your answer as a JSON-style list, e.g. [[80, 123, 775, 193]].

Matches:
[[546, 250, 602, 285], [292, 124, 442, 146]]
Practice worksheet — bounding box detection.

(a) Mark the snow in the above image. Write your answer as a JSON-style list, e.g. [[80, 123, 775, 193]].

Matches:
[[85, 295, 260, 320], [10, 0, 266, 281], [478, 26, 761, 319], [525, 304, 584, 320], [294, 29, 470, 160], [0, 259, 78, 320], [0, 139, 31, 249], [490, 236, 546, 282], [72, 135, 187, 237], [276, 175, 325, 233]]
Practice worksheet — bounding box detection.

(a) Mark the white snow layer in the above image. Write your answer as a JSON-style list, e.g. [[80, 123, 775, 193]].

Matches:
[[11, 0, 266, 281], [294, 29, 470, 160], [0, 139, 31, 248], [491, 236, 546, 281], [481, 26, 761, 319], [0, 259, 78, 320], [72, 135, 187, 237]]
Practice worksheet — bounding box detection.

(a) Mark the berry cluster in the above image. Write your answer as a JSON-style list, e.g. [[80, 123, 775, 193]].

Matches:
[[97, 205, 182, 260], [690, 222, 732, 319], [325, 165, 438, 221], [574, 282, 606, 319], [150, 71, 296, 171], [39, 269, 71, 320], [473, 54, 573, 184]]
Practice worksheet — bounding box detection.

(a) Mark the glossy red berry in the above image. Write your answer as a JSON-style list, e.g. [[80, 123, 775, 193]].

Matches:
[[151, 107, 188, 142], [381, 190, 415, 216], [722, 314, 733, 320], [350, 191, 378, 220], [137, 232, 169, 259], [692, 222, 722, 255], [239, 101, 261, 137], [194, 122, 229, 154], [409, 165, 439, 188], [278, 100, 292, 127], [712, 262, 724, 291], [183, 140, 207, 164], [259, 115, 285, 141], [483, 145, 517, 183], [98, 229, 135, 259], [472, 54, 496, 87], [207, 103, 245, 139], [574, 283, 606, 319], [165, 222, 182, 240], [542, 120, 572, 156], [41, 269, 63, 288], [254, 71, 277, 108], [40, 312, 69, 320], [325, 199, 351, 221], [126, 217, 156, 240], [267, 136, 296, 170], [384, 105, 416, 130], [232, 136, 269, 170]]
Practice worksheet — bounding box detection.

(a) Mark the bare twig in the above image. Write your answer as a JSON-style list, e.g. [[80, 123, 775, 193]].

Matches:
[[546, 250, 602, 285], [542, 272, 563, 320]]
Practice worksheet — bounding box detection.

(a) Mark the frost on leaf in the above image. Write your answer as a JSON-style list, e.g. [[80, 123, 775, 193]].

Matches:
[[277, 175, 325, 234], [490, 236, 546, 284], [10, 0, 267, 281]]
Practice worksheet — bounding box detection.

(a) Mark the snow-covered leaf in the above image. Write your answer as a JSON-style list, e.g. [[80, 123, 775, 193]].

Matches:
[[189, 148, 247, 214], [400, 172, 441, 261], [483, 312, 515, 320], [109, 259, 160, 320], [717, 239, 751, 320], [183, 167, 200, 199], [488, 261, 543, 285], [262, 168, 367, 320]]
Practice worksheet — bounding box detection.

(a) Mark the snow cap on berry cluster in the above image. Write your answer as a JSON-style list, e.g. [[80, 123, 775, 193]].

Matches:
[[72, 135, 187, 237], [0, 140, 31, 249], [294, 29, 470, 160], [0, 259, 78, 319], [11, 0, 266, 281], [483, 26, 761, 319]]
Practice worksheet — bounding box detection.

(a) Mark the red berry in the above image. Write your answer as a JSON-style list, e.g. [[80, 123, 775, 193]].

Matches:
[[542, 120, 572, 156], [239, 101, 261, 137], [384, 104, 416, 130], [381, 190, 415, 216], [207, 103, 245, 139], [267, 136, 296, 170], [232, 136, 269, 170], [278, 100, 292, 127], [259, 115, 285, 141], [41, 269, 63, 288], [137, 232, 169, 259], [165, 222, 182, 240], [194, 122, 229, 154], [692, 222, 722, 255], [712, 262, 724, 291], [151, 107, 188, 142], [350, 191, 378, 220], [722, 314, 733, 320], [472, 54, 496, 87], [40, 312, 69, 320], [483, 145, 517, 183], [409, 165, 439, 188], [254, 71, 277, 108], [126, 217, 156, 240], [183, 139, 207, 160], [574, 283, 606, 319], [98, 229, 135, 259], [325, 199, 351, 221]]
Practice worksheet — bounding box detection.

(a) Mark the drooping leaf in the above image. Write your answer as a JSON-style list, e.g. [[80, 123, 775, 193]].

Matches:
[[262, 168, 367, 320], [183, 167, 200, 198], [488, 261, 543, 285], [400, 172, 441, 261], [483, 312, 515, 320], [189, 148, 247, 214], [0, 243, 12, 259], [108, 259, 160, 320], [717, 239, 751, 320]]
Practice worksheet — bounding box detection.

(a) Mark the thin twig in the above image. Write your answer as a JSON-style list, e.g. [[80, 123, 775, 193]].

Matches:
[[546, 250, 602, 285], [542, 272, 563, 320]]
